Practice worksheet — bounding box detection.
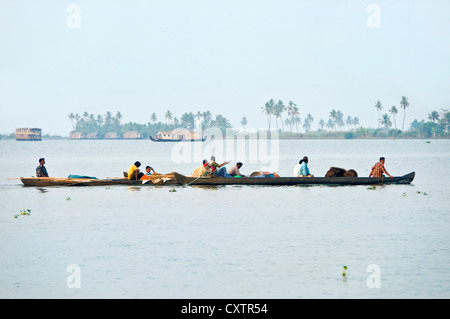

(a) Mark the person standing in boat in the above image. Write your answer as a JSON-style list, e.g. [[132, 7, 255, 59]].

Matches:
[[36, 158, 49, 177], [369, 157, 393, 179], [293, 156, 313, 177], [210, 156, 230, 178], [128, 161, 145, 180], [228, 162, 246, 177]]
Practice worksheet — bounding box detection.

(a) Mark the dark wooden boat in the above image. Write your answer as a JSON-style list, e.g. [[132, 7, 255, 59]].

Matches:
[[149, 136, 207, 142], [19, 172, 415, 187], [183, 172, 415, 186]]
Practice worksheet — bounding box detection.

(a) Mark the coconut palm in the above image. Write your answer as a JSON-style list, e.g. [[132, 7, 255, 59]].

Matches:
[[318, 119, 325, 131], [389, 106, 398, 133], [428, 110, 439, 122], [352, 117, 360, 128], [375, 100, 383, 128], [116, 111, 122, 123], [151, 113, 157, 123], [202, 111, 212, 129], [275, 100, 286, 131], [400, 96, 409, 131], [261, 99, 275, 131], [293, 115, 301, 133], [329, 109, 338, 131], [336, 111, 344, 131], [240, 116, 247, 133], [345, 116, 353, 130], [326, 118, 334, 131], [165, 110, 173, 124], [381, 113, 392, 130], [68, 113, 76, 129]]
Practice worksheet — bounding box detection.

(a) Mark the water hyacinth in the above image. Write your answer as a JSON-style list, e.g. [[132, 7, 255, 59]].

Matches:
[[14, 209, 31, 218]]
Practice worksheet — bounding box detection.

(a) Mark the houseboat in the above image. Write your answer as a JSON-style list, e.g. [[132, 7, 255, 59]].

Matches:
[[150, 129, 206, 142], [15, 128, 42, 141]]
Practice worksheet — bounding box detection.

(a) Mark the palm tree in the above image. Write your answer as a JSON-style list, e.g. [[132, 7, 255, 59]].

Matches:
[[400, 96, 409, 132], [116, 111, 122, 123], [240, 116, 247, 133], [345, 116, 353, 130], [428, 110, 439, 122], [326, 118, 334, 131], [287, 101, 297, 119], [375, 100, 383, 128], [68, 113, 76, 130], [151, 113, 157, 123], [261, 99, 275, 131], [318, 119, 325, 131], [165, 110, 173, 124], [380, 113, 392, 130], [329, 109, 338, 131], [389, 106, 398, 136], [284, 118, 292, 132], [212, 114, 231, 136], [202, 111, 212, 129], [275, 100, 286, 131], [293, 116, 301, 133], [352, 117, 360, 128], [306, 113, 314, 129], [336, 110, 344, 131]]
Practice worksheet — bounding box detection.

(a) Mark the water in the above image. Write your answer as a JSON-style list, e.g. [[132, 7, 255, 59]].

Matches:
[[0, 139, 449, 298]]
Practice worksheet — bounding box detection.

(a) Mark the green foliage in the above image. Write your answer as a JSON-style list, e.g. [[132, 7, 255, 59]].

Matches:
[[68, 110, 233, 138]]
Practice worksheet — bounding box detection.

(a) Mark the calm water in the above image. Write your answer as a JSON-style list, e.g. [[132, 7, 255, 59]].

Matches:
[[0, 139, 449, 298]]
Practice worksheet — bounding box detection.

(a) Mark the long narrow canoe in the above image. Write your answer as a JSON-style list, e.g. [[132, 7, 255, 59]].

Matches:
[[18, 172, 415, 187]]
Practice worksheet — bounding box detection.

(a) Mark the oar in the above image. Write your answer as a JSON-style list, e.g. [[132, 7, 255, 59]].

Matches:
[[185, 171, 210, 186]]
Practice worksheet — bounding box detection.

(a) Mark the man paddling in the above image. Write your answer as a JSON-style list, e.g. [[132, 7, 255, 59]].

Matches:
[[369, 157, 393, 178], [36, 158, 49, 177]]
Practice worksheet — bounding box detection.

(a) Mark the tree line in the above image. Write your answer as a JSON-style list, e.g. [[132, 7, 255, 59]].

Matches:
[[68, 110, 233, 138], [259, 96, 449, 138]]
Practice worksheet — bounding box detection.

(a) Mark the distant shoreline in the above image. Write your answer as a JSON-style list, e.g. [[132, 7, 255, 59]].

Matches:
[[1, 136, 448, 141]]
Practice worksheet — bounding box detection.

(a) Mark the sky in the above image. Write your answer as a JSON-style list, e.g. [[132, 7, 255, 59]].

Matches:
[[0, 0, 449, 135]]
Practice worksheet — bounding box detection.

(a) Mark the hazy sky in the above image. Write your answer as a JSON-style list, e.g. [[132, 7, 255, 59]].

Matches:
[[1, 0, 449, 135]]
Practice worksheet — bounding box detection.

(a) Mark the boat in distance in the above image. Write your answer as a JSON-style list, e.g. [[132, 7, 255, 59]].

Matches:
[[18, 172, 415, 187], [149, 136, 207, 142]]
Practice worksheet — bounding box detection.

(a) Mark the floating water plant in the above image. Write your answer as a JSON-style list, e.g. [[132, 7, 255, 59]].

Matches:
[[14, 209, 31, 218], [402, 192, 407, 197], [342, 266, 348, 277], [367, 186, 376, 190], [169, 188, 177, 192], [66, 196, 71, 201]]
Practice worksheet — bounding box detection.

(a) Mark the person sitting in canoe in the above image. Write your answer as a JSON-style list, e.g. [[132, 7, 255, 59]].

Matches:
[[128, 161, 144, 180], [210, 156, 231, 178], [369, 157, 393, 179], [228, 162, 246, 177], [293, 156, 314, 177], [140, 166, 157, 181], [192, 159, 213, 177], [36, 158, 49, 177]]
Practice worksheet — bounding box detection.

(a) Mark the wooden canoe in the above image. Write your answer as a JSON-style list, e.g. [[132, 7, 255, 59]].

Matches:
[[183, 172, 415, 186], [18, 172, 415, 187]]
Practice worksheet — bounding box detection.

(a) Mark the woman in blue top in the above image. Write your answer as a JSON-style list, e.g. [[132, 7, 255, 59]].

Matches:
[[297, 156, 314, 177]]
